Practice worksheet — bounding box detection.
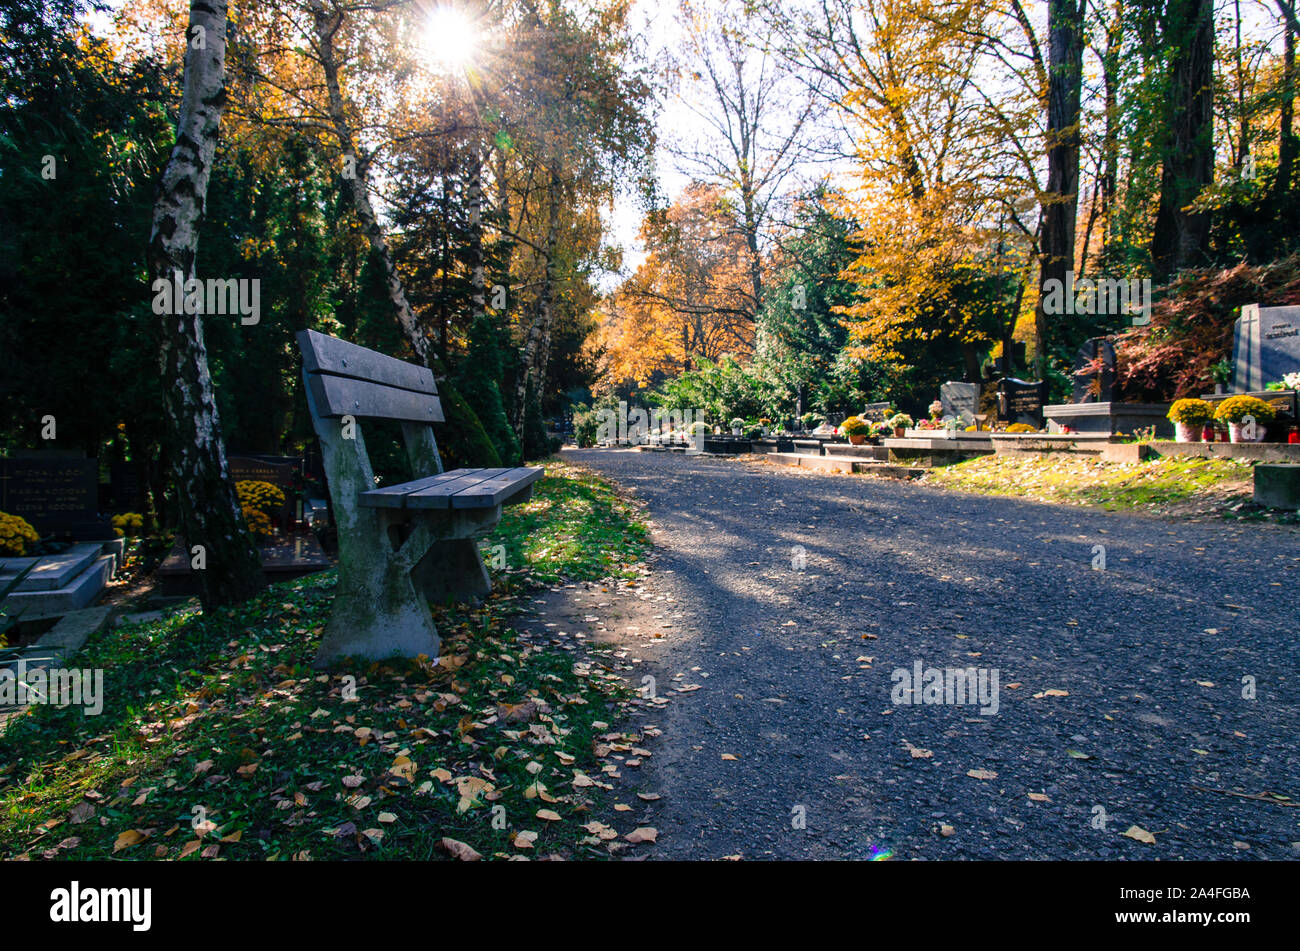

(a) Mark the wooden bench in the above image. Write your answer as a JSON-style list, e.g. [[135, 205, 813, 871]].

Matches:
[[297, 330, 542, 666]]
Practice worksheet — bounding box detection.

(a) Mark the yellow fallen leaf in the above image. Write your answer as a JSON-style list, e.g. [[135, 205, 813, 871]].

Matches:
[[536, 809, 562, 822], [1122, 825, 1156, 844], [513, 830, 538, 849], [112, 829, 148, 853], [625, 827, 658, 844]]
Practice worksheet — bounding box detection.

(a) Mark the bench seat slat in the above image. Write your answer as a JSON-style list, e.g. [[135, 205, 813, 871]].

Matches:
[[405, 468, 514, 509], [358, 470, 483, 508], [449, 467, 545, 508], [307, 372, 444, 423], [298, 329, 437, 394]]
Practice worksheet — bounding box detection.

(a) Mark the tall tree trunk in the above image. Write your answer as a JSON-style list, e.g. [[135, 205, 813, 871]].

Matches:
[[1101, 7, 1121, 244], [514, 167, 560, 437], [1035, 0, 1085, 378], [1276, 0, 1296, 197], [310, 0, 429, 365], [148, 0, 263, 608], [468, 146, 486, 333], [1151, 0, 1215, 282]]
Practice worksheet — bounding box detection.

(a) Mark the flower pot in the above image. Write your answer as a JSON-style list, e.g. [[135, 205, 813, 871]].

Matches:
[[1229, 421, 1266, 443], [893, 427, 905, 438], [1174, 421, 1202, 443], [731, 427, 742, 436], [849, 434, 866, 445]]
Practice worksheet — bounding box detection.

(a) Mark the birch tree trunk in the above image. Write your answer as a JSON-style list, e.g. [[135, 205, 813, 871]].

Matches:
[[148, 0, 264, 608], [309, 0, 429, 365], [514, 167, 560, 437], [468, 146, 486, 331]]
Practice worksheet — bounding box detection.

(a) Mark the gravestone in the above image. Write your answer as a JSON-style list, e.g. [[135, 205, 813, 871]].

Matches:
[[997, 379, 1046, 428], [0, 453, 108, 538], [1071, 338, 1116, 403], [940, 382, 980, 424], [861, 401, 892, 422], [1233, 305, 1300, 392], [229, 454, 302, 526]]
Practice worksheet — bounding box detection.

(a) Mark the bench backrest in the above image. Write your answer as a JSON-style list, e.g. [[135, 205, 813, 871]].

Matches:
[[297, 331, 445, 529], [298, 329, 443, 424]]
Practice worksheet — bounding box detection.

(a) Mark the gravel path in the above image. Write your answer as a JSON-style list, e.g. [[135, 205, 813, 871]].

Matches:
[[562, 448, 1300, 860]]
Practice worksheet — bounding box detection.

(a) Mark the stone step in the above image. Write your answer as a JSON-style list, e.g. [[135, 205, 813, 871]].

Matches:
[[854, 463, 925, 480], [769, 453, 855, 472], [2, 554, 114, 619], [0, 543, 104, 592]]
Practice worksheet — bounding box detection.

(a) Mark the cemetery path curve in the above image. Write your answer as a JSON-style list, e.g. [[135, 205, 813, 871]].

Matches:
[[561, 448, 1300, 860]]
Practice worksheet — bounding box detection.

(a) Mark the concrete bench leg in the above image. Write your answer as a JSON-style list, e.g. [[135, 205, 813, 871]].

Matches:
[[314, 509, 440, 667], [413, 536, 492, 604]]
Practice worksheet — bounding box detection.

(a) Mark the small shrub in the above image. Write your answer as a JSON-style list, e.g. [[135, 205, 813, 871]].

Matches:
[[0, 512, 39, 557], [110, 512, 145, 538]]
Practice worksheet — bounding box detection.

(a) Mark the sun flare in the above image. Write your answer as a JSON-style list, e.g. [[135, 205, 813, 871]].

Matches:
[[419, 5, 478, 74]]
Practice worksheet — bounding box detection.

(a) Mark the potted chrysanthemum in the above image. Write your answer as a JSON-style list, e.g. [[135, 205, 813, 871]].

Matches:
[[1167, 398, 1214, 443], [1214, 395, 1276, 443], [840, 415, 869, 445]]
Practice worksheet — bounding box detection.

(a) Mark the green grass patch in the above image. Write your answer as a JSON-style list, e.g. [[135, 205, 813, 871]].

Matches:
[[923, 453, 1256, 512], [0, 462, 651, 861], [493, 457, 649, 585]]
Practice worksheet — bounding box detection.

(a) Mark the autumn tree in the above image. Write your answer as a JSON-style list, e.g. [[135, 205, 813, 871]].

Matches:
[[601, 183, 756, 388]]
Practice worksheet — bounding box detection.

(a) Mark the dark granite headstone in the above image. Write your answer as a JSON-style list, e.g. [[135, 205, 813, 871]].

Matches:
[[0, 453, 106, 537], [997, 379, 1046, 428], [228, 455, 302, 525], [1233, 305, 1300, 392], [1071, 338, 1116, 403], [940, 382, 980, 422]]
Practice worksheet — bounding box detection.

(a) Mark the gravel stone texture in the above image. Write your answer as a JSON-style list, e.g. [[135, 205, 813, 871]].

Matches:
[[560, 448, 1300, 860]]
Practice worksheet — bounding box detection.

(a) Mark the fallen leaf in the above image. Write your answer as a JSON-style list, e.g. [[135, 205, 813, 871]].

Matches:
[[625, 827, 658, 844], [440, 837, 481, 861], [1122, 825, 1156, 844], [966, 769, 998, 780], [513, 830, 538, 849], [112, 829, 148, 853]]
